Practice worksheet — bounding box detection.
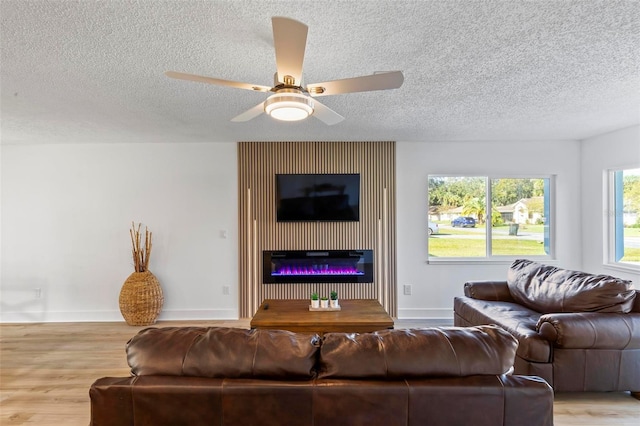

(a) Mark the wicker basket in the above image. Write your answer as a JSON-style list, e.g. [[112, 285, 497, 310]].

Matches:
[[119, 271, 164, 326]]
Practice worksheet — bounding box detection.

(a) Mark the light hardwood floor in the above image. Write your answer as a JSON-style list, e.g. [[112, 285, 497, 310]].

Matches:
[[1, 320, 639, 425]]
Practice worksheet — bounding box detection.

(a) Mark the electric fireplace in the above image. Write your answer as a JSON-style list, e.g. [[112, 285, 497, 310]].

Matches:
[[263, 250, 374, 284]]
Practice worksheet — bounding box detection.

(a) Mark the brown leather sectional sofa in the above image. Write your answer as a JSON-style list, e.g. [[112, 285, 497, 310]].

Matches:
[[90, 325, 553, 426], [455, 259, 640, 394]]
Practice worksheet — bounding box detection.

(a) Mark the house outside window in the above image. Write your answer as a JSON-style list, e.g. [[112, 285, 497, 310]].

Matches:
[[428, 176, 553, 261], [608, 167, 640, 270]]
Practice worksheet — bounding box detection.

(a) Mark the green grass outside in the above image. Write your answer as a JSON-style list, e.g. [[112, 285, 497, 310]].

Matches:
[[430, 234, 639, 262], [431, 222, 639, 261], [428, 238, 547, 257], [625, 228, 640, 237], [621, 248, 640, 263], [429, 239, 485, 257], [619, 227, 639, 263]]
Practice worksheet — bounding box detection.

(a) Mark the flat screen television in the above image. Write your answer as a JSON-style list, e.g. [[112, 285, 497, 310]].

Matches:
[[276, 174, 360, 222]]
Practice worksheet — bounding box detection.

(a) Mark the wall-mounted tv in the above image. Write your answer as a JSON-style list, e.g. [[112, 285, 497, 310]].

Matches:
[[276, 174, 360, 222]]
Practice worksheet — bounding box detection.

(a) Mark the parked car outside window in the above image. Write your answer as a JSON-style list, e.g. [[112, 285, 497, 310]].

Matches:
[[428, 222, 440, 236], [451, 216, 476, 228]]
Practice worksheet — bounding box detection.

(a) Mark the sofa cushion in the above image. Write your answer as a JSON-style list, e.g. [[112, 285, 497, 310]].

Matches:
[[127, 327, 320, 379], [507, 259, 636, 314], [317, 325, 517, 379], [454, 296, 551, 362]]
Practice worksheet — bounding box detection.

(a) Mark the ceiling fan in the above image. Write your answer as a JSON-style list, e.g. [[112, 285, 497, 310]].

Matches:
[[165, 16, 404, 125]]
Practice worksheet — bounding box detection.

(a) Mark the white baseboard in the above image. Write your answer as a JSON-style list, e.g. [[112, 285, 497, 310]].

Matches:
[[397, 308, 454, 322], [0, 309, 239, 323], [158, 309, 239, 321], [3, 307, 452, 324]]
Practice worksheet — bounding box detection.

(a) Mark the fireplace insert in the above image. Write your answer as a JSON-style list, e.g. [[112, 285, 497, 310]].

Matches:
[[263, 250, 374, 284]]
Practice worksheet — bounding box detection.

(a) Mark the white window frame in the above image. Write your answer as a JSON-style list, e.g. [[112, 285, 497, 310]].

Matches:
[[427, 174, 555, 264], [605, 167, 640, 272]]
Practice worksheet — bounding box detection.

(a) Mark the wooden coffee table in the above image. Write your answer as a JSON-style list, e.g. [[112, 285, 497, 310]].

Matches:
[[250, 299, 394, 334]]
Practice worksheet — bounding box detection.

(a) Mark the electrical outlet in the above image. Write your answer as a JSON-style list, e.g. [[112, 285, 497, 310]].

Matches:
[[35, 288, 42, 299], [223, 286, 230, 295], [403, 285, 412, 295]]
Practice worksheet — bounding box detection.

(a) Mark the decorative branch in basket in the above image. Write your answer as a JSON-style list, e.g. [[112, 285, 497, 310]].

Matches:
[[130, 222, 152, 272], [120, 222, 163, 326]]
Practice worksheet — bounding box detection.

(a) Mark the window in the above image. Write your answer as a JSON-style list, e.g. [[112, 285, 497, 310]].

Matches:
[[428, 176, 553, 260], [608, 167, 640, 269]]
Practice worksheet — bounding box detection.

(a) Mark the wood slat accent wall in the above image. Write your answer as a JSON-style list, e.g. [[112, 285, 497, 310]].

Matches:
[[238, 141, 396, 318]]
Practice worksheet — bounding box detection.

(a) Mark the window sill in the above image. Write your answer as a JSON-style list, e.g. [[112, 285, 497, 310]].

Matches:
[[603, 263, 640, 275], [426, 256, 555, 266]]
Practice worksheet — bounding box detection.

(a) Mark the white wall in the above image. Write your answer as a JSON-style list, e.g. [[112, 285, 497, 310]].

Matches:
[[3, 136, 631, 322], [1, 143, 238, 322], [581, 125, 640, 284], [395, 140, 583, 319]]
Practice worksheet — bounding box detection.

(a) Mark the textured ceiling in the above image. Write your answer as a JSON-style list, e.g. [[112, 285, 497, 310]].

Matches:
[[1, 0, 639, 145]]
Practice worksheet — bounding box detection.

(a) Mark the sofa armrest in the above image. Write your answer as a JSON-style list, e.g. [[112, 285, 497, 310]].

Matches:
[[463, 280, 515, 302], [632, 290, 640, 313], [536, 312, 640, 349]]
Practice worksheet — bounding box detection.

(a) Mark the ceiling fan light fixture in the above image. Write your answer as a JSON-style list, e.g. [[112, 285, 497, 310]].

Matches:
[[264, 90, 314, 121]]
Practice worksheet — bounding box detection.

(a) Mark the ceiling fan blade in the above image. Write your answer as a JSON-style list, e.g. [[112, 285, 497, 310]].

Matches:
[[272, 17, 308, 85], [165, 71, 271, 92], [231, 102, 265, 122], [312, 100, 344, 125], [307, 71, 404, 97]]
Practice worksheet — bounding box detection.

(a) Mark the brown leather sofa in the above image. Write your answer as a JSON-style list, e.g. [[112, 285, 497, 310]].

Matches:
[[90, 325, 553, 426], [454, 259, 640, 394]]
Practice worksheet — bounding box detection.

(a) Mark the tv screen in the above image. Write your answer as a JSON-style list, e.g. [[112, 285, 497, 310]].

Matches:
[[276, 174, 360, 222]]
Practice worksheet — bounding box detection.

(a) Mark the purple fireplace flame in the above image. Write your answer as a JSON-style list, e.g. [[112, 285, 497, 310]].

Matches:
[[263, 250, 374, 284], [273, 264, 364, 276]]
